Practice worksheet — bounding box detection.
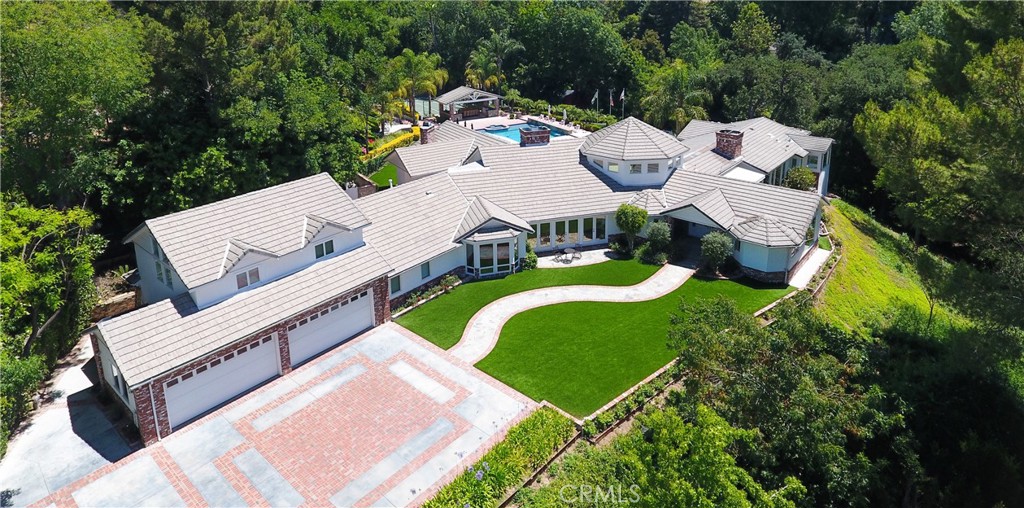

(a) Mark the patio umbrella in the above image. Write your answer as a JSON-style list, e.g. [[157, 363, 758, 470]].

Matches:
[[562, 109, 567, 124], [547, 105, 551, 117]]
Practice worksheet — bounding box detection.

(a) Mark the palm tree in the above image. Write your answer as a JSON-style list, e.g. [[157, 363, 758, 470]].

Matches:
[[640, 59, 712, 131], [473, 30, 523, 93], [391, 49, 448, 124], [465, 48, 498, 90]]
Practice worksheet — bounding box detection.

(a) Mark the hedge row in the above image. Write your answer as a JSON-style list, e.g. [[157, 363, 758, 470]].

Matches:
[[424, 407, 576, 508]]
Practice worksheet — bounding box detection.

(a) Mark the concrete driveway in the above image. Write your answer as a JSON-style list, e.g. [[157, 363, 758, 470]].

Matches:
[[0, 338, 138, 507], [6, 323, 534, 507]]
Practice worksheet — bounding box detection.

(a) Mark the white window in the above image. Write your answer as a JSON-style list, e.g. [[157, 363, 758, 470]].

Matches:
[[236, 267, 260, 289], [608, 163, 619, 173], [808, 154, 819, 167], [390, 277, 401, 294], [629, 163, 641, 174], [314, 239, 335, 259], [647, 163, 659, 173], [155, 261, 164, 283], [163, 266, 173, 289], [594, 159, 604, 168], [151, 238, 160, 257], [420, 262, 431, 279]]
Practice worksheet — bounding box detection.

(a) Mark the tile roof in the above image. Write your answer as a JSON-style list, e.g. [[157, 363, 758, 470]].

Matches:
[[788, 133, 834, 153], [580, 117, 689, 161], [730, 215, 805, 246], [454, 196, 532, 241], [131, 173, 369, 289], [391, 139, 479, 179], [429, 121, 510, 147], [450, 140, 638, 221], [357, 172, 471, 274], [678, 117, 812, 173], [666, 188, 737, 229], [98, 244, 391, 386]]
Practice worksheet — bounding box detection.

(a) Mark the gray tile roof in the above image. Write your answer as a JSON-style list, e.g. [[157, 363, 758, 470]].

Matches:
[[357, 172, 471, 274], [580, 117, 689, 161], [132, 173, 369, 289], [678, 117, 812, 173], [454, 196, 532, 241], [662, 170, 820, 247], [450, 140, 638, 221], [430, 121, 510, 147], [666, 188, 737, 229], [98, 244, 391, 387], [626, 189, 667, 213], [435, 86, 502, 106], [789, 133, 834, 153], [392, 139, 479, 179]]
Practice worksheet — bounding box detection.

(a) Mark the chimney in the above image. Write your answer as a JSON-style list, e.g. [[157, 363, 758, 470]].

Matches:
[[420, 121, 436, 145], [519, 125, 551, 147], [715, 129, 743, 159]]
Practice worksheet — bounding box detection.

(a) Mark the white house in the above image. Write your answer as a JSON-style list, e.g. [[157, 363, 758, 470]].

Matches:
[[91, 115, 827, 444]]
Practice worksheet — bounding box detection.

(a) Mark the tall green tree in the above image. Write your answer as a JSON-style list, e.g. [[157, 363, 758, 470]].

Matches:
[[472, 30, 524, 93], [391, 49, 448, 123], [730, 3, 777, 56], [1, 2, 151, 208], [640, 59, 711, 131]]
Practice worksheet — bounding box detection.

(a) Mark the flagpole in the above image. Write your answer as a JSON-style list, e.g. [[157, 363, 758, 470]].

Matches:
[[608, 89, 612, 116]]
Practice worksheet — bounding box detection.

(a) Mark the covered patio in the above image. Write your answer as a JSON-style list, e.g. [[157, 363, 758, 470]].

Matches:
[[435, 86, 503, 122]]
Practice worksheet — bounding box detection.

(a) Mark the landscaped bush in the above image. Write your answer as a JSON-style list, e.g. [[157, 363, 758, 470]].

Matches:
[[700, 231, 734, 273], [639, 221, 671, 264], [522, 242, 538, 270], [615, 204, 648, 253], [782, 166, 818, 191], [424, 407, 576, 508]]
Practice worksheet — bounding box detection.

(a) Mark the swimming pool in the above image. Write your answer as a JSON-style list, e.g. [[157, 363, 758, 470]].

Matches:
[[483, 123, 568, 143]]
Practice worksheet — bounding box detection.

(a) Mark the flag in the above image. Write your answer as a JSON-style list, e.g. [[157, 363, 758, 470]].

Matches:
[[609, 89, 614, 107], [591, 90, 599, 106], [620, 88, 626, 101], [562, 89, 574, 98]]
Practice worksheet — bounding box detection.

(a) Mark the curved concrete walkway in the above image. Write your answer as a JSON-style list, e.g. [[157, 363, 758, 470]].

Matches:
[[449, 264, 694, 363]]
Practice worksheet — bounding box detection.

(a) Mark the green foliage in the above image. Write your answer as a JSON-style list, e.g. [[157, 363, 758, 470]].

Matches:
[[521, 406, 802, 508], [1, 195, 105, 455], [639, 59, 711, 131], [638, 221, 671, 264], [614, 204, 647, 252], [1, 1, 151, 207], [425, 407, 575, 508], [699, 231, 733, 272], [392, 48, 448, 122], [730, 3, 777, 56], [522, 242, 538, 271], [466, 30, 523, 93], [782, 166, 817, 191], [669, 297, 910, 507]]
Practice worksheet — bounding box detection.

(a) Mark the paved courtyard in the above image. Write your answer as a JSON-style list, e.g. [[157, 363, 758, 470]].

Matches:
[[9, 323, 534, 508]]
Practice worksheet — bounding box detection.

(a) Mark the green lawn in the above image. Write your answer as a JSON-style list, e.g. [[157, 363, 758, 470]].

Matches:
[[475, 277, 793, 417], [818, 234, 832, 250], [396, 258, 660, 349], [820, 200, 961, 333], [369, 162, 398, 188]]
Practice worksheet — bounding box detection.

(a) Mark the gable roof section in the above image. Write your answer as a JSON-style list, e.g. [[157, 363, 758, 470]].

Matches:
[[661, 169, 820, 248], [219, 239, 279, 278], [788, 133, 834, 153], [454, 196, 533, 242], [664, 188, 737, 229], [580, 117, 689, 161], [430, 120, 510, 146], [435, 86, 502, 106], [391, 139, 479, 179], [452, 139, 638, 221], [627, 188, 667, 213], [97, 243, 391, 387], [129, 173, 370, 289], [357, 172, 472, 274], [677, 117, 812, 173], [302, 213, 352, 247]]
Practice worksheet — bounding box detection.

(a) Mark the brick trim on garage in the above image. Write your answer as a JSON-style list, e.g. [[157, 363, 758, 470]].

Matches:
[[126, 274, 391, 445]]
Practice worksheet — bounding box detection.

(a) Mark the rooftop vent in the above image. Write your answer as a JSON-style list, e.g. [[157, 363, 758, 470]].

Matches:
[[715, 129, 743, 159]]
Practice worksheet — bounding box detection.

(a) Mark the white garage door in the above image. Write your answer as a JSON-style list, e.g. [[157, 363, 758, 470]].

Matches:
[[289, 289, 374, 366], [164, 335, 280, 429]]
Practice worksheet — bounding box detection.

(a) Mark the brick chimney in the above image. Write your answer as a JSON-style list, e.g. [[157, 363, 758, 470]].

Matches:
[[715, 129, 743, 159], [420, 121, 436, 145]]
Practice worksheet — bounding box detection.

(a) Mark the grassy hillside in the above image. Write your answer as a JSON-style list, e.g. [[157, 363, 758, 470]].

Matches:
[[819, 200, 960, 334]]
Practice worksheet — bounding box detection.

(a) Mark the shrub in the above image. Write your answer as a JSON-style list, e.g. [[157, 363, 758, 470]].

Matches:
[[609, 241, 632, 257], [440, 274, 460, 292], [615, 204, 648, 252], [522, 242, 538, 270], [424, 407, 575, 508], [782, 166, 818, 191], [639, 221, 671, 264], [700, 231, 734, 272]]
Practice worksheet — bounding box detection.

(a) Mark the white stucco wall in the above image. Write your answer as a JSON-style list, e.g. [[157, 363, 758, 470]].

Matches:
[[586, 156, 677, 187], [132, 231, 188, 305], [190, 227, 366, 309], [735, 242, 794, 273], [96, 336, 137, 418], [388, 245, 465, 298]]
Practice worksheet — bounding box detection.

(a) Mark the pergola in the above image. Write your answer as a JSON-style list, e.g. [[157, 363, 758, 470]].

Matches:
[[435, 86, 503, 121]]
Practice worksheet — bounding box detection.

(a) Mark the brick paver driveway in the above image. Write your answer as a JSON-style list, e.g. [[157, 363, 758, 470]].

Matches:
[[26, 323, 535, 507]]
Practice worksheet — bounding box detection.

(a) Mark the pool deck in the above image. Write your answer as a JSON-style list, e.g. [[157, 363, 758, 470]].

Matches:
[[463, 114, 589, 138]]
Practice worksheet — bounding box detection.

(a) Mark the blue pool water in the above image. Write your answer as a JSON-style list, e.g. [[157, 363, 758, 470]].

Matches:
[[483, 123, 567, 143]]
